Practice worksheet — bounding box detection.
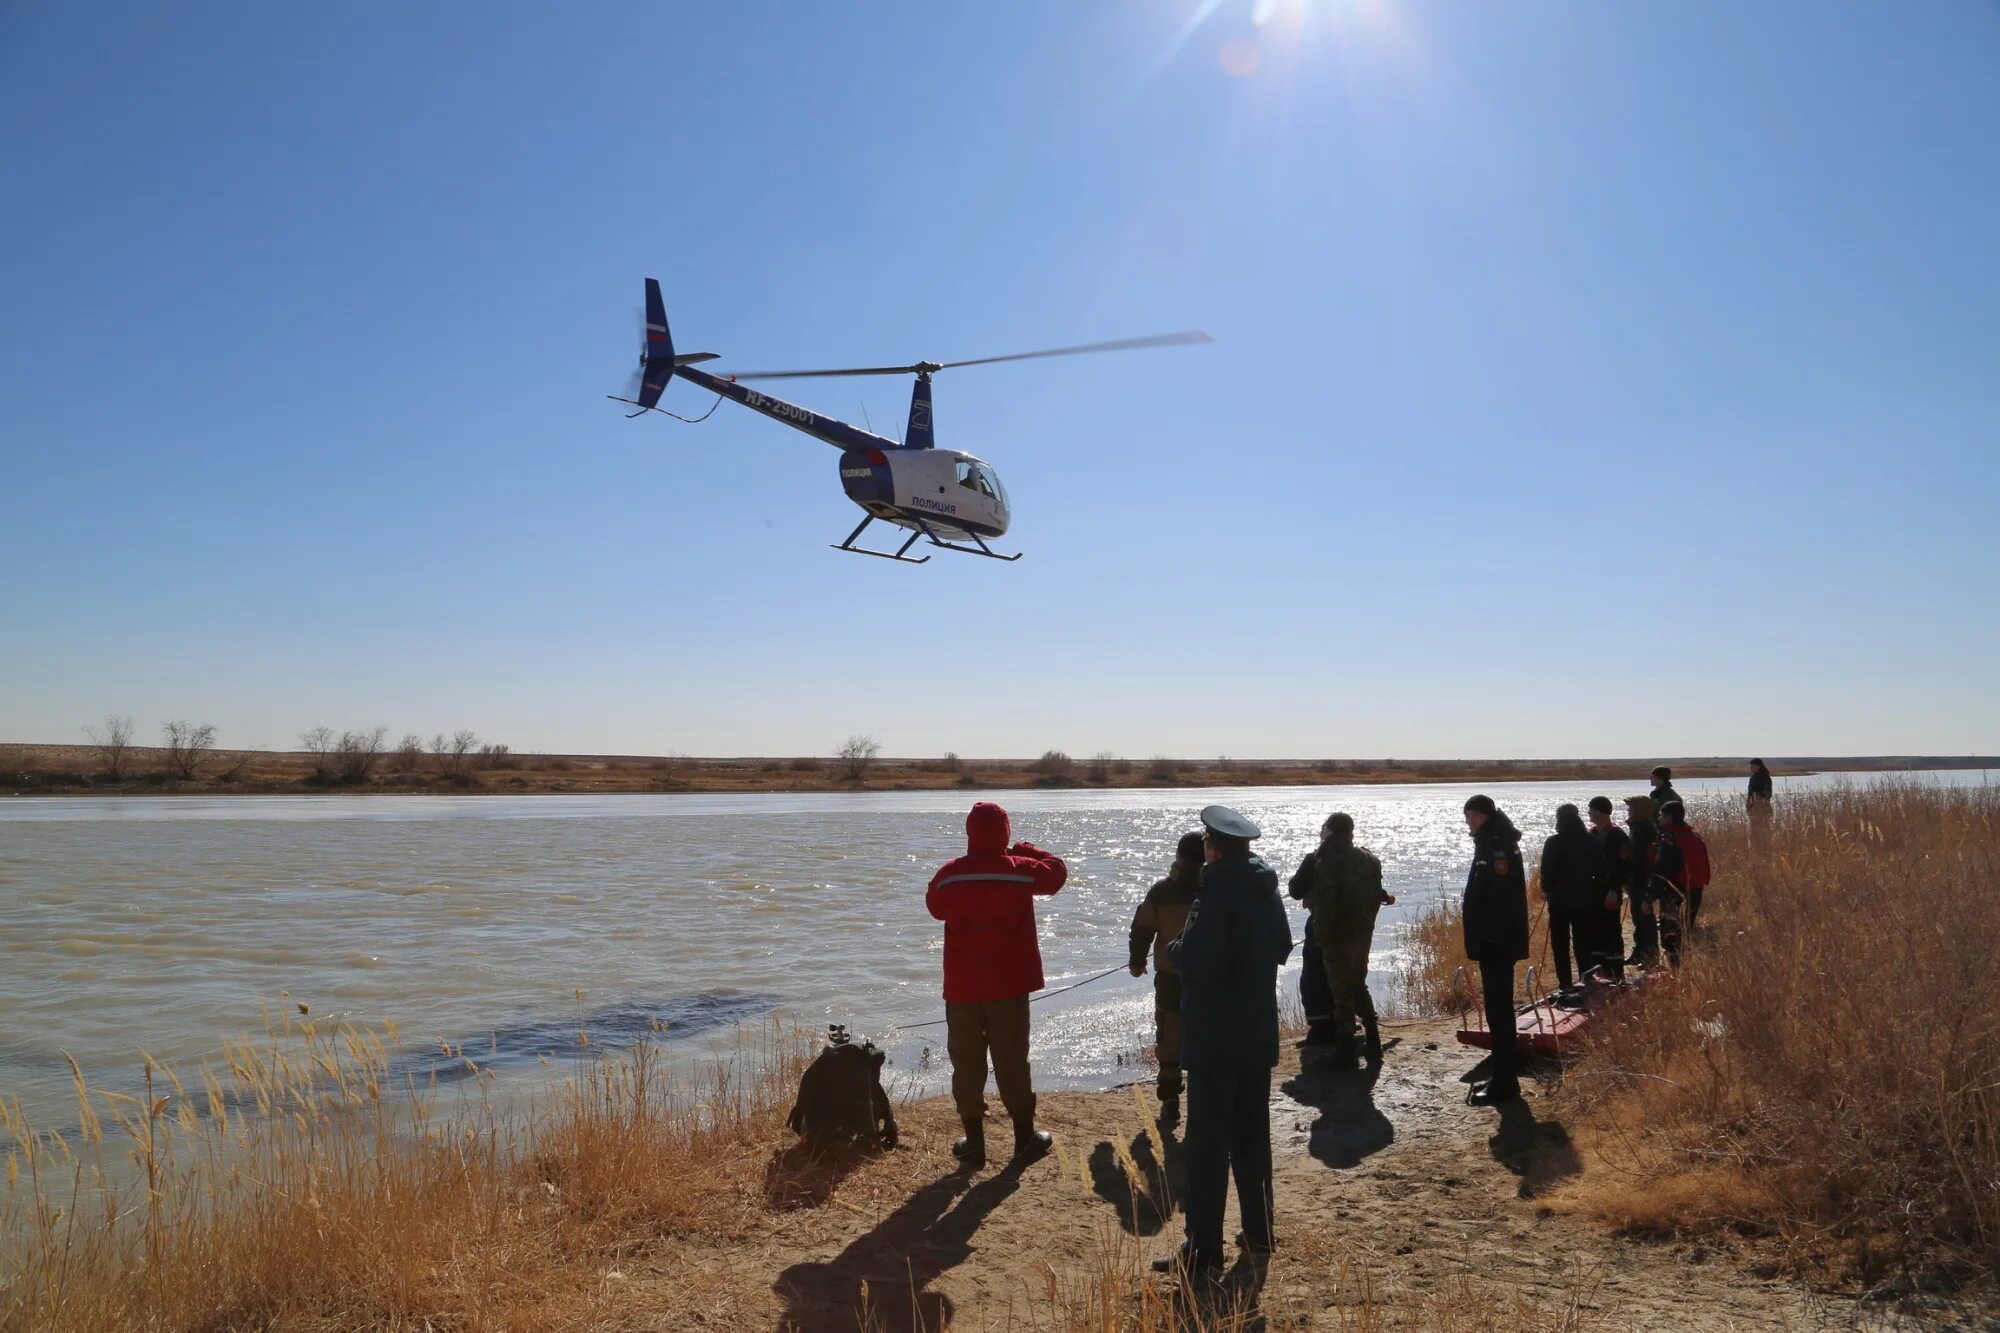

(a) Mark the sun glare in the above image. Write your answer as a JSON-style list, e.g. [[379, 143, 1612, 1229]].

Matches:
[[1150, 0, 1412, 86]]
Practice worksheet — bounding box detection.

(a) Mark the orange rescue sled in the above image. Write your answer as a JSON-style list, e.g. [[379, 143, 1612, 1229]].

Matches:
[[1453, 965, 1664, 1058]]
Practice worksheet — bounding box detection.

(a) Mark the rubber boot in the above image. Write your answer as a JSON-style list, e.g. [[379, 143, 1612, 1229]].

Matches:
[[1011, 1115, 1052, 1160], [951, 1120, 985, 1168], [1362, 1017, 1383, 1065]]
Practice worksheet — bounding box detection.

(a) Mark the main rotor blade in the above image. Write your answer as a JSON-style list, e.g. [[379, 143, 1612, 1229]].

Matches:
[[934, 330, 1212, 371], [728, 330, 1213, 381], [731, 364, 921, 381]]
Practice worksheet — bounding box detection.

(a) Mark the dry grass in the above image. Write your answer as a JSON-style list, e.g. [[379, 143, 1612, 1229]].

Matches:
[[1387, 889, 1553, 1018], [0, 1013, 806, 1332], [1547, 782, 2000, 1285]]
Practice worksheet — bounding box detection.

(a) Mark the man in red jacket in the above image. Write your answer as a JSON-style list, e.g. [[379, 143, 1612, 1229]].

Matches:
[[926, 801, 1068, 1167]]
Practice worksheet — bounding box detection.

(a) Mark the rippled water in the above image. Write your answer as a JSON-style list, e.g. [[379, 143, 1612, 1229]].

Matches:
[[1, 772, 1980, 1129]]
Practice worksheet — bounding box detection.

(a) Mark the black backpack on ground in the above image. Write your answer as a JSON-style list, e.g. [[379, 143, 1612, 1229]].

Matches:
[[786, 1025, 898, 1150]]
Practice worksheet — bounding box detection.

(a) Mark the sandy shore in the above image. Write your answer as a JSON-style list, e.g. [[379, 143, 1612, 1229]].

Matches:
[[655, 1019, 1871, 1330]]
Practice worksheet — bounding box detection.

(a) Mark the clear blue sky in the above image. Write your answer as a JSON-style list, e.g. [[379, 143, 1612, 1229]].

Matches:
[[3, 1, 1996, 759]]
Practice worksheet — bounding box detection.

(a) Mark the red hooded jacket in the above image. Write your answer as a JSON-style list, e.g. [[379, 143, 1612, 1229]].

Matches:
[[926, 802, 1068, 1004]]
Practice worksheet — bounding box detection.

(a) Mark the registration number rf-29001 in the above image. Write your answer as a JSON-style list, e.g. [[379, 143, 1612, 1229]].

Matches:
[[744, 390, 815, 426]]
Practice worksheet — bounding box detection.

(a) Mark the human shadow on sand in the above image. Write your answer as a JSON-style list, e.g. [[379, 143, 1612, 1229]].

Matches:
[[1280, 1058, 1395, 1170], [1488, 1096, 1582, 1199], [1088, 1123, 1185, 1236], [772, 1160, 1027, 1332]]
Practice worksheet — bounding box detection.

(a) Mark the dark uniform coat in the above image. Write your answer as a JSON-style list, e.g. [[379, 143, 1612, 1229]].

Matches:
[[1463, 815, 1530, 963], [1168, 851, 1294, 1073], [1539, 820, 1607, 911]]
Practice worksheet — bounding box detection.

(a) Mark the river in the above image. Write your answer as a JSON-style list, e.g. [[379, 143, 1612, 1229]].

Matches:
[[1, 770, 1983, 1131]]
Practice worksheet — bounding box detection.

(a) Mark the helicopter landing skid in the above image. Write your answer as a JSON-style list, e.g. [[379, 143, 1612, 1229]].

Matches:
[[831, 515, 1023, 565], [832, 515, 932, 564]]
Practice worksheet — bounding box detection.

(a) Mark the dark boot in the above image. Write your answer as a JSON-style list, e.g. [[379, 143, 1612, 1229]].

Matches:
[[1361, 1017, 1383, 1064], [951, 1120, 985, 1168], [1324, 1035, 1360, 1069], [1012, 1115, 1052, 1160]]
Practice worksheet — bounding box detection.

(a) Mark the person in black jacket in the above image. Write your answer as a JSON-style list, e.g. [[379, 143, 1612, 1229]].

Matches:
[[1623, 795, 1662, 967], [1462, 794, 1529, 1105], [1538, 804, 1607, 991], [1649, 766, 1683, 811], [1747, 759, 1774, 856], [1586, 796, 1632, 978]]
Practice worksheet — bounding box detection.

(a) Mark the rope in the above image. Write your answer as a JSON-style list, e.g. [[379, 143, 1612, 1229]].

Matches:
[[896, 963, 1131, 1032], [661, 393, 723, 424]]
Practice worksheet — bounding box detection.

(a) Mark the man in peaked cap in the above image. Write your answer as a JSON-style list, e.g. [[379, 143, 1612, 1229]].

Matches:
[[1154, 805, 1294, 1280]]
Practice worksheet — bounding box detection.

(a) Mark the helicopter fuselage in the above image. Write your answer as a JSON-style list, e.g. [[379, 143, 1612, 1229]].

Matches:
[[672, 362, 1010, 542]]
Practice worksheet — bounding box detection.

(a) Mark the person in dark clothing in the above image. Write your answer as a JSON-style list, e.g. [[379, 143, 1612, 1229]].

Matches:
[[1585, 796, 1632, 979], [1747, 759, 1774, 856], [1647, 804, 1689, 967], [1129, 831, 1205, 1117], [1538, 804, 1607, 991], [1622, 795, 1662, 967], [1462, 794, 1529, 1106], [1153, 805, 1294, 1280], [1288, 909, 1336, 1048], [1649, 766, 1683, 811], [1747, 759, 1773, 807]]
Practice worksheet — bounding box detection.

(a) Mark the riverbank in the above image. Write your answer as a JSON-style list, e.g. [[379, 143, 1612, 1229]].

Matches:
[[0, 1019, 1922, 1332], [4, 742, 1989, 798], [5, 782, 1994, 1329]]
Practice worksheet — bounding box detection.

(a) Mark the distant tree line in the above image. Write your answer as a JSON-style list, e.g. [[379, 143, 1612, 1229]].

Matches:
[[76, 715, 510, 785]]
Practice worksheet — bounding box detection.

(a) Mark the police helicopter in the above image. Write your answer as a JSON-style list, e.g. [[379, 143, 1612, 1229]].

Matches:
[[610, 279, 1210, 563]]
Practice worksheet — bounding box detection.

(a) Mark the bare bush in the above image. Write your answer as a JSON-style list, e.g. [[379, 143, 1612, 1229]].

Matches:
[[430, 730, 480, 776], [1087, 751, 1115, 783], [161, 720, 217, 780], [83, 714, 134, 779], [337, 727, 389, 783], [1033, 750, 1074, 779], [476, 742, 510, 771], [300, 726, 338, 782], [1145, 755, 1180, 782], [836, 735, 880, 782], [395, 734, 425, 773], [217, 751, 257, 783]]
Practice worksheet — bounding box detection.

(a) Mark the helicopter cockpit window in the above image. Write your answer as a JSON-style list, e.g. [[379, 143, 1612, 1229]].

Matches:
[[956, 461, 1000, 502]]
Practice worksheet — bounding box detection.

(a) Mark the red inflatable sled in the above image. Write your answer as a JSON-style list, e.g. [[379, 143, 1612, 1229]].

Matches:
[[1453, 965, 1665, 1058]]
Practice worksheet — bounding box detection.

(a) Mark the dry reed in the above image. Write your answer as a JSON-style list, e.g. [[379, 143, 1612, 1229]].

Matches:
[[1547, 782, 2000, 1284], [0, 1014, 805, 1332]]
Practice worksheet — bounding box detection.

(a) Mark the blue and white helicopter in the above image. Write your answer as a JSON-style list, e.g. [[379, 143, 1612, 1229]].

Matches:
[[611, 279, 1209, 564]]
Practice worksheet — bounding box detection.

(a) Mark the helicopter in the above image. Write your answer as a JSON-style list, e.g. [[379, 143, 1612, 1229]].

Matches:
[[610, 278, 1210, 564]]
